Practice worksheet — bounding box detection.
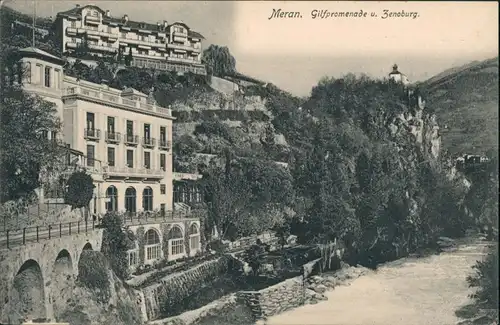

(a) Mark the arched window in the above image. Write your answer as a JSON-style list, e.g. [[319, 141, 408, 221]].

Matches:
[[144, 229, 161, 262], [189, 223, 200, 252], [168, 226, 184, 257], [142, 187, 153, 211], [125, 187, 136, 214], [106, 186, 118, 212]]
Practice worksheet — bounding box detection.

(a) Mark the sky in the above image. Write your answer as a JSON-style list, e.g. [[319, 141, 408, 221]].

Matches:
[[4, 0, 499, 96]]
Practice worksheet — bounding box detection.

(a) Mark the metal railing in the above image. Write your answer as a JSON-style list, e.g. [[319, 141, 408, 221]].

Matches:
[[121, 209, 202, 226], [84, 128, 101, 140], [0, 209, 203, 249], [159, 140, 171, 150], [105, 131, 121, 143], [142, 137, 156, 148], [0, 219, 98, 249], [124, 134, 140, 145]]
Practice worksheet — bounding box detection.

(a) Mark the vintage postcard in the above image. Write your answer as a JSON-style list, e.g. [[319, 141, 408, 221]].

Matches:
[[0, 1, 498, 325]]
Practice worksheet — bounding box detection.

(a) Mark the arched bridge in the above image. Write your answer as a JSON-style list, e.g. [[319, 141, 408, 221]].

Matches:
[[0, 223, 103, 324]]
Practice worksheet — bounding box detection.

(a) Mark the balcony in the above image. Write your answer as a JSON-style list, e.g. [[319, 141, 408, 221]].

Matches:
[[159, 140, 171, 151], [66, 27, 77, 35], [103, 166, 165, 180], [105, 131, 121, 144], [124, 134, 140, 146], [167, 56, 200, 65], [88, 43, 117, 53], [63, 86, 173, 118], [121, 37, 166, 49], [142, 137, 156, 148], [85, 14, 100, 23], [84, 128, 101, 141], [167, 42, 198, 52]]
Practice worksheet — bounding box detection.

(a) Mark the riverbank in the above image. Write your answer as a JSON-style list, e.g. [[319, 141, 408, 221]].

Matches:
[[265, 237, 492, 325]]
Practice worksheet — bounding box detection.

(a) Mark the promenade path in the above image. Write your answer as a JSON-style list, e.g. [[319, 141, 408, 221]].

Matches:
[[266, 237, 493, 325]]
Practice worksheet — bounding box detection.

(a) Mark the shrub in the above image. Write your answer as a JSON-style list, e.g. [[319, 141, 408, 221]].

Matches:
[[64, 171, 94, 209], [101, 212, 136, 279], [467, 244, 499, 309], [77, 250, 111, 304]]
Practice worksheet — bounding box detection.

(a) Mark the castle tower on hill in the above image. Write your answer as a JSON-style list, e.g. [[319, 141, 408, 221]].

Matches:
[[388, 64, 411, 86]]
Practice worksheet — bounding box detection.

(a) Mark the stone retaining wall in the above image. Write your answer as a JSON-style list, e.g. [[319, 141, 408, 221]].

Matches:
[[142, 256, 231, 321], [236, 276, 305, 320]]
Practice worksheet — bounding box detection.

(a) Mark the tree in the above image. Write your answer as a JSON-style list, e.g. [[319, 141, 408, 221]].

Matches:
[[64, 171, 94, 220], [101, 211, 136, 279], [124, 47, 133, 67], [75, 35, 90, 58], [0, 49, 63, 203], [201, 44, 236, 77]]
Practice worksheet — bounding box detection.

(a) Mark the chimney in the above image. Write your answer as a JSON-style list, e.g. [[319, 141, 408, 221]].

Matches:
[[163, 20, 168, 28], [105, 10, 111, 17], [123, 15, 129, 23]]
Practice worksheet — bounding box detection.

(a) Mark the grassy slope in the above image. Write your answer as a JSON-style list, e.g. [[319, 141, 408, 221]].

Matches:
[[422, 57, 499, 155]]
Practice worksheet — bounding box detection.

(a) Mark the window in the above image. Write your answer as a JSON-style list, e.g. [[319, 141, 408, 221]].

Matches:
[[160, 126, 166, 143], [160, 204, 166, 217], [121, 32, 127, 39], [144, 151, 151, 169], [44, 66, 51, 87], [71, 21, 76, 28], [142, 187, 153, 211], [50, 131, 57, 142], [125, 187, 137, 213], [106, 186, 118, 211], [54, 69, 60, 89], [24, 62, 31, 84], [168, 226, 184, 257], [144, 124, 151, 139], [126, 120, 133, 136], [41, 130, 48, 140], [87, 145, 95, 167], [86, 112, 95, 129], [138, 49, 148, 55], [107, 147, 115, 166], [144, 229, 161, 262], [160, 184, 166, 195], [160, 153, 166, 170], [37, 64, 42, 84], [107, 116, 115, 133], [126, 149, 134, 168], [128, 250, 139, 267], [189, 223, 200, 251]]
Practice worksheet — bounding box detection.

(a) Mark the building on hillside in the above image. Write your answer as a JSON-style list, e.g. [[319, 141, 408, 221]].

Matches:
[[53, 4, 206, 75], [17, 47, 178, 217], [388, 64, 410, 86]]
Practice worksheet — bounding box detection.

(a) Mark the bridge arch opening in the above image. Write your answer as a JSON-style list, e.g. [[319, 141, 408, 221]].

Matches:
[[51, 250, 74, 321], [9, 259, 46, 322], [82, 242, 93, 251]]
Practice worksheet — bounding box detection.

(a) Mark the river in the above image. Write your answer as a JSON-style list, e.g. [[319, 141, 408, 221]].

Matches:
[[265, 238, 492, 325]]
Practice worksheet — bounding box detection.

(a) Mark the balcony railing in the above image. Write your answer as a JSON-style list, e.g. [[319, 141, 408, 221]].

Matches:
[[167, 42, 199, 52], [124, 134, 140, 145], [84, 128, 101, 141], [66, 27, 77, 35], [89, 43, 117, 53], [159, 140, 171, 150], [105, 131, 121, 143], [103, 166, 165, 179], [143, 137, 156, 148], [131, 58, 206, 76], [63, 86, 173, 118]]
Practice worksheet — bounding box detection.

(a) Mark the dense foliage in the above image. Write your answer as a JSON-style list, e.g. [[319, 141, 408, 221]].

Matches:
[[77, 250, 111, 304], [0, 46, 63, 204], [100, 212, 136, 279], [64, 171, 94, 209], [201, 45, 236, 77], [200, 150, 294, 240], [467, 245, 499, 311]]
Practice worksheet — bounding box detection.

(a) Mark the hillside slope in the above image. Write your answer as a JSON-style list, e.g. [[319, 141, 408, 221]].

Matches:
[[422, 57, 498, 155]]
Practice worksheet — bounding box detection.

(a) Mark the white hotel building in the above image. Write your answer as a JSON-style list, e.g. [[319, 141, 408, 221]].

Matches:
[[18, 47, 175, 217], [53, 4, 206, 75]]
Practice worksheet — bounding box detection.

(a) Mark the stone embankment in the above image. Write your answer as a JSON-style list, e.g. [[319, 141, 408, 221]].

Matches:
[[239, 264, 371, 322]]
